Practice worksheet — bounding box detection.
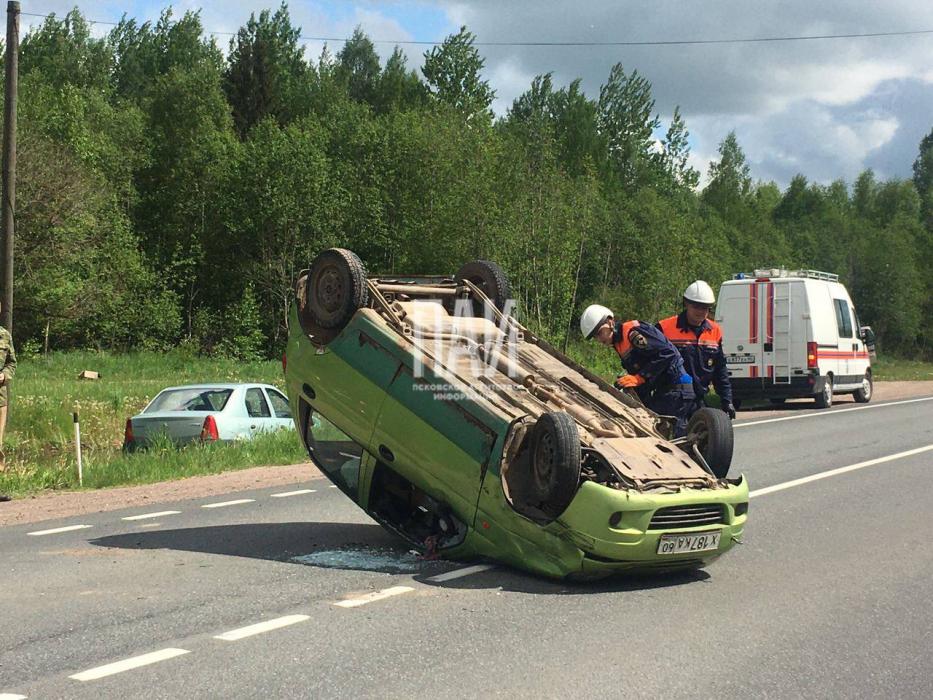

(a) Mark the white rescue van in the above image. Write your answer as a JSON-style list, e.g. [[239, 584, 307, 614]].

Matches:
[[715, 269, 875, 408]]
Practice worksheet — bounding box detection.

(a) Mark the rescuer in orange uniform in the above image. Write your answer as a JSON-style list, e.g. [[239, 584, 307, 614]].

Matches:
[[581, 304, 696, 437], [657, 281, 734, 419]]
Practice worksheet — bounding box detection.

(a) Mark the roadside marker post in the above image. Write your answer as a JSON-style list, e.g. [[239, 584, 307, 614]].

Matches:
[[73, 411, 83, 486]]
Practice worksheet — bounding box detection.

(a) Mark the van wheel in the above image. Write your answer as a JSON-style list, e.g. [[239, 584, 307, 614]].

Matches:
[[529, 411, 581, 520], [307, 248, 368, 330], [686, 408, 733, 478], [814, 377, 833, 408], [853, 371, 873, 403], [454, 260, 511, 314]]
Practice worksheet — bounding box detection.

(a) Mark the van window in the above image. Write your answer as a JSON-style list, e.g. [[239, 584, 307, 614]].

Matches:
[[833, 299, 853, 338]]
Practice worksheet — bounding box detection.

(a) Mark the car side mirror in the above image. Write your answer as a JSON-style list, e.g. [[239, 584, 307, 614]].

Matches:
[[859, 326, 875, 344]]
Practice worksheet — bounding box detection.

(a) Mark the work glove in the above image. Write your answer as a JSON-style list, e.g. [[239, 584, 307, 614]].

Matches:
[[615, 374, 645, 389], [721, 401, 736, 419]]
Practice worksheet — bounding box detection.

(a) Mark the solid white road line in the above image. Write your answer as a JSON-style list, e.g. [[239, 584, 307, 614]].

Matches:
[[27, 525, 92, 536], [426, 564, 496, 583], [69, 648, 190, 682], [270, 489, 316, 498], [0, 693, 28, 699], [122, 510, 181, 521], [201, 499, 255, 509], [735, 395, 933, 428], [334, 586, 415, 608], [214, 614, 310, 641], [749, 444, 933, 499]]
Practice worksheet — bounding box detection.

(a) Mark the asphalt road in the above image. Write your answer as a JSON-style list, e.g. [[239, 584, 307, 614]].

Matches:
[[1, 395, 932, 698]]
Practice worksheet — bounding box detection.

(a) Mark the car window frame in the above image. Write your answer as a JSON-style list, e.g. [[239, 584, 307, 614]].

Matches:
[[265, 387, 292, 419], [244, 387, 272, 418], [833, 298, 853, 338]]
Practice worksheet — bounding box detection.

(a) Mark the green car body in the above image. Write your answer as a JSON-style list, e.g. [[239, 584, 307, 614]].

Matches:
[[284, 253, 748, 580]]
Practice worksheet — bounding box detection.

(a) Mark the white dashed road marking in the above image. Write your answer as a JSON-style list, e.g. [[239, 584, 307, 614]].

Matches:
[[334, 586, 415, 608], [27, 525, 92, 536], [426, 564, 496, 583], [750, 444, 933, 498], [0, 693, 28, 699], [69, 648, 190, 681], [122, 510, 181, 521], [201, 499, 255, 509], [270, 489, 316, 498], [735, 396, 933, 428], [214, 614, 310, 641]]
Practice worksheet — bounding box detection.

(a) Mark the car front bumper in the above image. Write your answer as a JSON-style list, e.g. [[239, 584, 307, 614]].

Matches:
[[547, 477, 748, 573]]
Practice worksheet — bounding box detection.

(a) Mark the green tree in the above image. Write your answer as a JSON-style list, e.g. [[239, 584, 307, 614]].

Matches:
[[135, 63, 237, 335], [108, 9, 223, 101], [374, 47, 427, 113], [223, 3, 311, 137], [657, 107, 699, 193], [336, 27, 381, 106], [422, 26, 495, 121], [19, 9, 112, 90], [597, 63, 660, 189], [702, 131, 751, 221]]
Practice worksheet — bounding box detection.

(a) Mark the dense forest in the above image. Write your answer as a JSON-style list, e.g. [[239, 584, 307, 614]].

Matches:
[[5, 5, 932, 359]]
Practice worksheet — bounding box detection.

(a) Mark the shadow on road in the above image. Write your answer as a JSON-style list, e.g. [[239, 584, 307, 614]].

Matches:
[[91, 522, 403, 562], [91, 522, 710, 594]]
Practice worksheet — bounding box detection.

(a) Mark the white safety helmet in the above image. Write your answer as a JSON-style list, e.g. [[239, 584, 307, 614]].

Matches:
[[684, 280, 716, 305], [580, 304, 613, 339]]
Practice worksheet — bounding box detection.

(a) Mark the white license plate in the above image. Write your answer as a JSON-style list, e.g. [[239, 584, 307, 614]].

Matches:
[[726, 354, 755, 364], [657, 531, 721, 555]]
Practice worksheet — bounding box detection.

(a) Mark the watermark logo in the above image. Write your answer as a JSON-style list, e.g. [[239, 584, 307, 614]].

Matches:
[[408, 297, 525, 400]]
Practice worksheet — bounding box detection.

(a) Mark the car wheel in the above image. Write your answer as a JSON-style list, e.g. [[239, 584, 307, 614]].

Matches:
[[769, 397, 786, 405], [853, 371, 873, 403], [529, 411, 581, 520], [686, 407, 733, 478], [814, 376, 833, 408], [454, 260, 512, 314], [307, 248, 368, 330]]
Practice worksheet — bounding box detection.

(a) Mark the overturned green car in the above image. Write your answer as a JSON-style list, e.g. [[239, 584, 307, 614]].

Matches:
[[283, 248, 748, 580]]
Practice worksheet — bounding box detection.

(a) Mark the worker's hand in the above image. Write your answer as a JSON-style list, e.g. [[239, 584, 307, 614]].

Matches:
[[615, 374, 644, 389], [721, 401, 736, 419], [0, 372, 6, 386]]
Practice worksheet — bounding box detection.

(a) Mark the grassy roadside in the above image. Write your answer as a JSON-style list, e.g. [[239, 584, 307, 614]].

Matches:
[[1, 350, 306, 498], [870, 356, 933, 381]]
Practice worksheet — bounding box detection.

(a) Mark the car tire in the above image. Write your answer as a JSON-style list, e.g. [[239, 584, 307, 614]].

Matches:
[[769, 397, 786, 405], [686, 407, 733, 478], [454, 260, 512, 314], [529, 411, 581, 520], [307, 248, 368, 330], [853, 371, 873, 403], [814, 376, 833, 408]]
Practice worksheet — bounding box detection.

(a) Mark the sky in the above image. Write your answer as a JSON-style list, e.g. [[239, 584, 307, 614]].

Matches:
[[20, 1, 933, 189]]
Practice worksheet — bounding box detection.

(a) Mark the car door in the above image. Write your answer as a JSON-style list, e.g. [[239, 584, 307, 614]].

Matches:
[[243, 386, 272, 438], [832, 297, 854, 379], [263, 387, 295, 432]]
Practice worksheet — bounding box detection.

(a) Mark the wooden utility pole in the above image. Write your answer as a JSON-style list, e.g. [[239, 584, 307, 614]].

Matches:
[[1, 1, 18, 333]]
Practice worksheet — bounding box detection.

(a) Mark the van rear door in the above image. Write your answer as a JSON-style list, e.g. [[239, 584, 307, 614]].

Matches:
[[718, 280, 763, 380]]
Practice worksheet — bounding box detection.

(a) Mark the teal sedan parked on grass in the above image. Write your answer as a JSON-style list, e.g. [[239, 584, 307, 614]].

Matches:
[[123, 383, 294, 450], [284, 249, 749, 580]]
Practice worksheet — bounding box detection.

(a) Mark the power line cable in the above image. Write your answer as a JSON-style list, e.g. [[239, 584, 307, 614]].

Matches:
[[19, 10, 933, 46]]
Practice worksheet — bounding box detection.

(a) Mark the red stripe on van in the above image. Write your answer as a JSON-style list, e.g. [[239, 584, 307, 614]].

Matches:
[[767, 365, 773, 378], [750, 365, 758, 378], [766, 282, 774, 344], [749, 284, 758, 343]]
